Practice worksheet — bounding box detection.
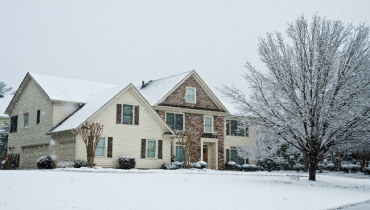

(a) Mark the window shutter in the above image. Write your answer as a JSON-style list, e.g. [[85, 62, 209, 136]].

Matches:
[[158, 140, 163, 159], [245, 126, 249, 137], [226, 149, 230, 162], [107, 137, 113, 158], [10, 116, 18, 133], [226, 120, 230, 135], [116, 104, 122, 124], [141, 139, 146, 159], [134, 106, 139, 125], [37, 110, 40, 124]]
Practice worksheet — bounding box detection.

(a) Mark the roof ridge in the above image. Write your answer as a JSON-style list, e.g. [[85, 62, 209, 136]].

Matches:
[[29, 72, 120, 86], [148, 70, 192, 83]]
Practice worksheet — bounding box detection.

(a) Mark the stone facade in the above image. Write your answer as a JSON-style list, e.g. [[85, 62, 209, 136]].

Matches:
[[159, 76, 223, 111]]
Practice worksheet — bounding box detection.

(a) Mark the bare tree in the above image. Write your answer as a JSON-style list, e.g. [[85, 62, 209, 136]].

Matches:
[[0, 82, 12, 95], [77, 121, 104, 168], [175, 122, 200, 169], [221, 15, 370, 181]]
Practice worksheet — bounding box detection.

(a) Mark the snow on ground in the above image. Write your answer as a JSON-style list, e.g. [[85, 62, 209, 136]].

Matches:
[[0, 169, 369, 210]]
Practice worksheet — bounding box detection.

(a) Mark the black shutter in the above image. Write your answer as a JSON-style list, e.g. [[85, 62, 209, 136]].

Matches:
[[134, 106, 139, 125], [107, 137, 113, 158], [158, 140, 163, 159], [116, 104, 122, 124], [37, 110, 40, 124], [245, 126, 249, 137], [10, 116, 18, 133], [141, 139, 146, 159], [226, 149, 230, 162], [226, 120, 230, 135]]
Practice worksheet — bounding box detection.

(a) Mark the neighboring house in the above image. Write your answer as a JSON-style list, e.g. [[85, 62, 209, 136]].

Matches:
[[0, 94, 12, 128], [6, 71, 256, 169]]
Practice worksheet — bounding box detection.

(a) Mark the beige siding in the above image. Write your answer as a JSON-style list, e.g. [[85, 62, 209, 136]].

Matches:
[[51, 132, 77, 163], [224, 125, 257, 164], [8, 78, 54, 169], [52, 101, 80, 127], [75, 88, 171, 169]]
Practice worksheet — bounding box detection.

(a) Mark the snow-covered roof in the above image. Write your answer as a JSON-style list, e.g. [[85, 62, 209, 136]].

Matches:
[[137, 71, 192, 105], [51, 85, 127, 132], [0, 94, 13, 117], [30, 72, 119, 103]]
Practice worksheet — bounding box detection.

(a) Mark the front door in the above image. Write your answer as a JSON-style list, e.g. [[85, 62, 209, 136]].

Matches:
[[203, 146, 208, 163]]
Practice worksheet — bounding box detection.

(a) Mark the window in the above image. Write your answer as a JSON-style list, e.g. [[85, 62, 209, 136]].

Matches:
[[95, 137, 105, 156], [186, 87, 196, 103], [123, 105, 133, 124], [24, 113, 29, 128], [204, 116, 213, 133], [10, 116, 18, 133], [176, 142, 187, 162], [166, 113, 184, 131], [37, 110, 40, 124], [147, 140, 156, 158], [227, 120, 248, 137], [230, 147, 245, 165]]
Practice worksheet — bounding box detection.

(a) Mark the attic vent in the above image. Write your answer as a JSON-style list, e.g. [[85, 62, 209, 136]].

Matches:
[[141, 80, 153, 89], [0, 94, 3, 98], [142, 81, 145, 88]]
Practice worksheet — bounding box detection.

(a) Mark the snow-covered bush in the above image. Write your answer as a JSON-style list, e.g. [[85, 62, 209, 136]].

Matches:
[[74, 160, 87, 168], [293, 164, 305, 172], [242, 164, 258, 172], [161, 162, 183, 170], [341, 164, 359, 173], [325, 163, 337, 171], [225, 161, 242, 171], [364, 167, 370, 175], [256, 157, 281, 172], [118, 156, 136, 169], [37, 156, 55, 169], [57, 161, 74, 168], [191, 161, 208, 169]]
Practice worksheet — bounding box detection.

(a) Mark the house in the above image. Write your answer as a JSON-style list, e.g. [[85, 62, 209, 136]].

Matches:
[[5, 71, 256, 169]]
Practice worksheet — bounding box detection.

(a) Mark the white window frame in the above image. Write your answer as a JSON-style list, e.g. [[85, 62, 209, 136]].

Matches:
[[204, 115, 213, 133], [24, 113, 29, 128], [95, 137, 106, 157], [186, 87, 196, 103], [146, 139, 157, 159], [165, 112, 185, 131]]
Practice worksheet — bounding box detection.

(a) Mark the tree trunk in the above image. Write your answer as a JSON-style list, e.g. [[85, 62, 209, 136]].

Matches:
[[303, 151, 309, 172], [308, 154, 318, 181], [87, 136, 95, 168]]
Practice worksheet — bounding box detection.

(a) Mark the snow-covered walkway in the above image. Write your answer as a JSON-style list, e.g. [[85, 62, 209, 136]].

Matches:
[[0, 169, 369, 210]]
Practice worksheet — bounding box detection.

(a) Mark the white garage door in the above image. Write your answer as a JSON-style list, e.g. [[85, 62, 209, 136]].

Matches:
[[22, 144, 50, 169]]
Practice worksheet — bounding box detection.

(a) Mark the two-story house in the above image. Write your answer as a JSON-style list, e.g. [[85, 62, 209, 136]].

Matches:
[[5, 71, 256, 169]]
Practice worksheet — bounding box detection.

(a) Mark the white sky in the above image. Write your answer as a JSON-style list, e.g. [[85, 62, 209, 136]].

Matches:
[[1, 0, 369, 100]]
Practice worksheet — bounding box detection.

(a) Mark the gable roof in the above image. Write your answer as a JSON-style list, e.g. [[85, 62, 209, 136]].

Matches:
[[138, 70, 229, 112], [0, 94, 13, 117], [29, 72, 119, 103], [138, 71, 192, 105], [51, 84, 174, 134]]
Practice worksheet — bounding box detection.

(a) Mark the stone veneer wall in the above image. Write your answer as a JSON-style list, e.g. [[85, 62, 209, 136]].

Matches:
[[156, 110, 225, 170], [159, 76, 222, 111]]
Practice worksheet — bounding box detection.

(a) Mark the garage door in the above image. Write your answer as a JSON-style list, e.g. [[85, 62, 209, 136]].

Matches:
[[22, 144, 50, 169]]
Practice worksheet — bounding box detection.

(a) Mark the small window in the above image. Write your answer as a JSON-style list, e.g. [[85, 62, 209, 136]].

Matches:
[[37, 110, 40, 124], [122, 105, 133, 124], [186, 87, 196, 103], [95, 137, 105, 156], [24, 113, 29, 128], [204, 116, 212, 133], [166, 113, 184, 131], [147, 140, 156, 158]]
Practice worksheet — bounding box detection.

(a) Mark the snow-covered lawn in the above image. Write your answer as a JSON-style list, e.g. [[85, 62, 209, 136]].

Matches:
[[1, 169, 369, 210]]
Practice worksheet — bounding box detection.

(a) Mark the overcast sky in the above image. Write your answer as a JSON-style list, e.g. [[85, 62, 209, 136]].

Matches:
[[1, 0, 369, 101]]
